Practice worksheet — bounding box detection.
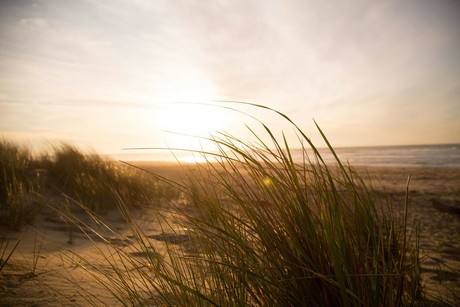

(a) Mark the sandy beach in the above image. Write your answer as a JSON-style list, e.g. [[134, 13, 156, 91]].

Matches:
[[1, 163, 459, 306]]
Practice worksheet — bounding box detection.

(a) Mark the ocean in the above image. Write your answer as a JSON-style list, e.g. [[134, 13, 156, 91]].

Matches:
[[114, 144, 460, 168], [296, 144, 460, 168]]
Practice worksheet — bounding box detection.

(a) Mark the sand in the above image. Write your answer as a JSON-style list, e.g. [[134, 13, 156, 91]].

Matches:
[[1, 164, 459, 306]]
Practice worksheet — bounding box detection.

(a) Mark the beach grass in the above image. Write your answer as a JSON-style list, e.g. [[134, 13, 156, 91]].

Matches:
[[60, 104, 423, 306], [47, 144, 167, 213], [0, 140, 43, 230], [0, 141, 169, 230]]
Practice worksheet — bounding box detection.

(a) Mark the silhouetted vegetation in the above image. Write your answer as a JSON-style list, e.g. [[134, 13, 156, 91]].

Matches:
[[0, 141, 168, 229]]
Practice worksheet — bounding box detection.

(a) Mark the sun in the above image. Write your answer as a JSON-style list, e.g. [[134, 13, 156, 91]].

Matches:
[[161, 103, 224, 135], [141, 65, 232, 152], [158, 102, 229, 150]]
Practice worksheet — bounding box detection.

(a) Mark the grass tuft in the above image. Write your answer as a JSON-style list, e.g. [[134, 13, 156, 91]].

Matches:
[[0, 140, 42, 230], [65, 104, 422, 306], [48, 144, 163, 213], [0, 141, 168, 229]]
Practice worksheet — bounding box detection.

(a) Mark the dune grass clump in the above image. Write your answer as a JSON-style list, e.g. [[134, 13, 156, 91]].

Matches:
[[47, 145, 164, 213], [0, 142, 168, 229], [0, 141, 43, 230], [71, 105, 421, 306], [172, 140, 420, 306]]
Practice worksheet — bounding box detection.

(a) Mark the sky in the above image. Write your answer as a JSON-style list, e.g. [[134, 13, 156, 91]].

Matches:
[[1, 0, 459, 160]]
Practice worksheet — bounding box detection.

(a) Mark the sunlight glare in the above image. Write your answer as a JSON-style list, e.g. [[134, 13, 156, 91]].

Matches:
[[152, 68, 229, 152], [161, 103, 226, 136]]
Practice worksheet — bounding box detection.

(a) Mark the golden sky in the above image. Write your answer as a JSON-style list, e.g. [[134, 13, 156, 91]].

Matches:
[[1, 0, 459, 158]]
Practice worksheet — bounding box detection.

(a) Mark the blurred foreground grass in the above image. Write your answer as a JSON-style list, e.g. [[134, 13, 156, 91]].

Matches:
[[0, 141, 171, 230]]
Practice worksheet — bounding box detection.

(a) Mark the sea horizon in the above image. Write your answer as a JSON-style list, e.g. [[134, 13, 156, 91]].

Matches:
[[108, 143, 460, 168]]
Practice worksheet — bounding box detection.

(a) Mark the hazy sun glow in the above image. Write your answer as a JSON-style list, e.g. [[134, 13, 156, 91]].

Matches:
[[143, 64, 229, 150], [156, 102, 230, 162], [159, 102, 228, 146], [151, 67, 226, 150]]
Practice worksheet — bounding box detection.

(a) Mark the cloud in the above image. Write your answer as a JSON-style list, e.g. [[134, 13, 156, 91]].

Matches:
[[18, 17, 49, 29]]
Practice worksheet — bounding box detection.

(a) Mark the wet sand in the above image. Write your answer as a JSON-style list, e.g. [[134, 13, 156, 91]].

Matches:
[[1, 164, 459, 305]]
